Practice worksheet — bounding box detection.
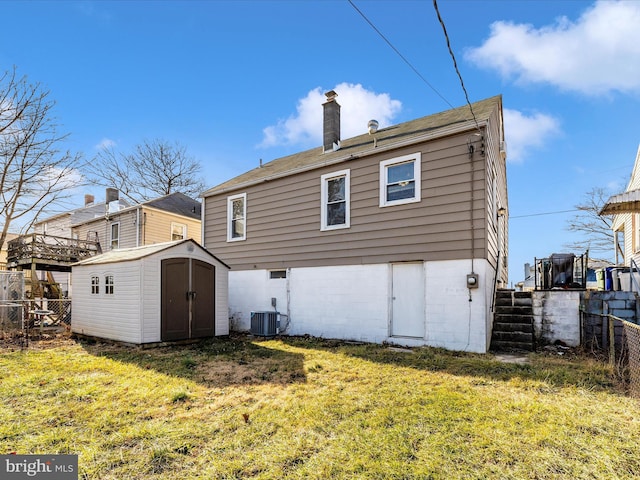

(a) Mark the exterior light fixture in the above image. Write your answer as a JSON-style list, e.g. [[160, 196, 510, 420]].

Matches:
[[497, 207, 506, 217]]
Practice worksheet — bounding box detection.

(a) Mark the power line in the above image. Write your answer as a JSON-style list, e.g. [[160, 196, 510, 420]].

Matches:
[[432, 0, 480, 132], [347, 0, 454, 109], [510, 209, 579, 219]]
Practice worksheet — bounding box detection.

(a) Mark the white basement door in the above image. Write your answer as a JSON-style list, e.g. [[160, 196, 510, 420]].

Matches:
[[391, 262, 425, 338]]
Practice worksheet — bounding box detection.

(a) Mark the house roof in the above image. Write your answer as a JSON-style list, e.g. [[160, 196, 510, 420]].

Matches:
[[69, 200, 130, 226], [601, 145, 640, 216], [70, 192, 200, 227], [600, 189, 640, 215], [203, 95, 502, 197], [142, 192, 201, 219], [72, 239, 230, 268]]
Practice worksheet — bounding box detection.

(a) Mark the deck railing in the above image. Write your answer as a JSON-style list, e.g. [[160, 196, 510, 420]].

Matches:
[[7, 233, 101, 266]]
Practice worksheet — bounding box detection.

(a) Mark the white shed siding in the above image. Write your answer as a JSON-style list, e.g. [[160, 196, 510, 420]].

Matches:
[[215, 266, 229, 336], [72, 240, 229, 344], [72, 261, 143, 343], [141, 254, 161, 343]]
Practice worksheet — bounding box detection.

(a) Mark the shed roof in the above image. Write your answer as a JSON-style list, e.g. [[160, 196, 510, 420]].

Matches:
[[203, 95, 502, 197], [72, 239, 229, 268]]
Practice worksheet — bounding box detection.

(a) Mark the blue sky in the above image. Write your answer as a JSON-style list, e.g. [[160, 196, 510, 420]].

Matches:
[[2, 0, 639, 284]]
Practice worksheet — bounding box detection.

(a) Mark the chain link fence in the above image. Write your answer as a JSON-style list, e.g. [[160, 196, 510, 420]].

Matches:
[[582, 310, 640, 397], [623, 320, 640, 398], [0, 272, 25, 338], [0, 271, 72, 347]]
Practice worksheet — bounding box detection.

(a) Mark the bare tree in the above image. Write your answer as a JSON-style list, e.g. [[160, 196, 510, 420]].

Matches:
[[0, 67, 83, 253], [90, 139, 206, 204], [564, 187, 614, 259]]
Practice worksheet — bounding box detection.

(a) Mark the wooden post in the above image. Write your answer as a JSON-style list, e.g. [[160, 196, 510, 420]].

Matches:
[[602, 303, 608, 353], [609, 316, 616, 367]]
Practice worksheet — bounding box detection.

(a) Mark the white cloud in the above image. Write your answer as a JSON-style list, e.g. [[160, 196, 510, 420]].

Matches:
[[95, 138, 116, 150], [466, 1, 640, 95], [503, 108, 560, 163], [259, 83, 402, 148]]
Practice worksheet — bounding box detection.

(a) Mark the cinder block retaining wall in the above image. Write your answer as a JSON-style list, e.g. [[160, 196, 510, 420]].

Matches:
[[532, 291, 581, 347], [581, 291, 639, 352]]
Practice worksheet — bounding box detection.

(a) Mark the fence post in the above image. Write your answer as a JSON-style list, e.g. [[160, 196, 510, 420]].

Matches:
[[609, 315, 616, 367]]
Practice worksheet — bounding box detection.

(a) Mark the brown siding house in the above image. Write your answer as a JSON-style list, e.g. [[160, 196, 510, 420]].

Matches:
[[203, 93, 508, 352]]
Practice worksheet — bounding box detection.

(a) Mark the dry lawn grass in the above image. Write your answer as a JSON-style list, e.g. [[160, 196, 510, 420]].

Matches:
[[0, 333, 639, 479]]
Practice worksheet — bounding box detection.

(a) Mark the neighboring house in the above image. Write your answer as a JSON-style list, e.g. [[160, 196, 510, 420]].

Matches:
[[8, 189, 202, 298], [31, 188, 201, 251], [71, 191, 202, 251], [202, 92, 508, 353], [601, 145, 640, 269], [0, 233, 19, 270]]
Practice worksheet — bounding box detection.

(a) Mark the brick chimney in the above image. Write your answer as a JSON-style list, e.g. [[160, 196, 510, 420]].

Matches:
[[106, 188, 119, 204], [84, 194, 95, 206], [323, 90, 340, 153]]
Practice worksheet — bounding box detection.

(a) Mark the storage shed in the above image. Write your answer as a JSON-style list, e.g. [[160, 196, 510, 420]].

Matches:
[[71, 239, 229, 344]]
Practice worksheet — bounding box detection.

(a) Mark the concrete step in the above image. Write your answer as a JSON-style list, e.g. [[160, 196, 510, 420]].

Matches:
[[491, 330, 534, 343], [494, 305, 533, 315], [493, 322, 534, 334], [490, 339, 535, 352], [494, 313, 534, 325]]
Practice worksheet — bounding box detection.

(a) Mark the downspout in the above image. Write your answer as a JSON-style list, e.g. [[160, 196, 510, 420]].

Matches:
[[136, 207, 140, 247], [201, 198, 205, 248]]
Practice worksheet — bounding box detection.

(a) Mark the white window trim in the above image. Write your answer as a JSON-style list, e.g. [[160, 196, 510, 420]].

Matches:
[[110, 222, 120, 249], [171, 222, 187, 241], [91, 275, 100, 295], [321, 169, 351, 231], [379, 153, 422, 207], [227, 193, 247, 242], [104, 274, 114, 295]]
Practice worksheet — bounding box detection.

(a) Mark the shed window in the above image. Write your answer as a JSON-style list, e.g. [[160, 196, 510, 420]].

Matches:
[[91, 276, 99, 294], [379, 153, 421, 207], [105, 275, 114, 295], [227, 193, 246, 241], [321, 169, 350, 230]]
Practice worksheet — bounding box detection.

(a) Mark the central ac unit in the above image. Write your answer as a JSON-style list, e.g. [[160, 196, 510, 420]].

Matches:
[[250, 311, 279, 337]]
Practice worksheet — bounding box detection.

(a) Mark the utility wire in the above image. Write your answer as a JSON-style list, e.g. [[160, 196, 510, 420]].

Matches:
[[432, 0, 481, 132], [510, 209, 579, 219], [347, 0, 454, 110]]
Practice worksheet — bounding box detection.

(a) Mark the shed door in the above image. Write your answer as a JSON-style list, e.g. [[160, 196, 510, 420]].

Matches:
[[161, 258, 215, 341], [191, 259, 215, 338], [161, 258, 190, 341], [391, 263, 425, 338]]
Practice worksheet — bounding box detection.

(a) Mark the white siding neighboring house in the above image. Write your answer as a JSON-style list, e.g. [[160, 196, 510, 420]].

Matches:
[[71, 239, 229, 344], [203, 93, 509, 353], [601, 145, 640, 270]]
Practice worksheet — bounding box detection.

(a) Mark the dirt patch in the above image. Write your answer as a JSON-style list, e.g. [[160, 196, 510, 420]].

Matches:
[[0, 329, 77, 351]]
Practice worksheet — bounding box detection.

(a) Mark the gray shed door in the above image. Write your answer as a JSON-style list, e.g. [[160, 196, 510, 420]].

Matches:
[[161, 258, 215, 341]]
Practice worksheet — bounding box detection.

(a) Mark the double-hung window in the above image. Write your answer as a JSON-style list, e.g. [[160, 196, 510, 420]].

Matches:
[[171, 222, 187, 241], [321, 169, 350, 230], [379, 153, 421, 207], [110, 223, 120, 249], [227, 193, 247, 241]]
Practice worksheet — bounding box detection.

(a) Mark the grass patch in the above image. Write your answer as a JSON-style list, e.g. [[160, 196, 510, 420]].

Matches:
[[0, 335, 638, 479]]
